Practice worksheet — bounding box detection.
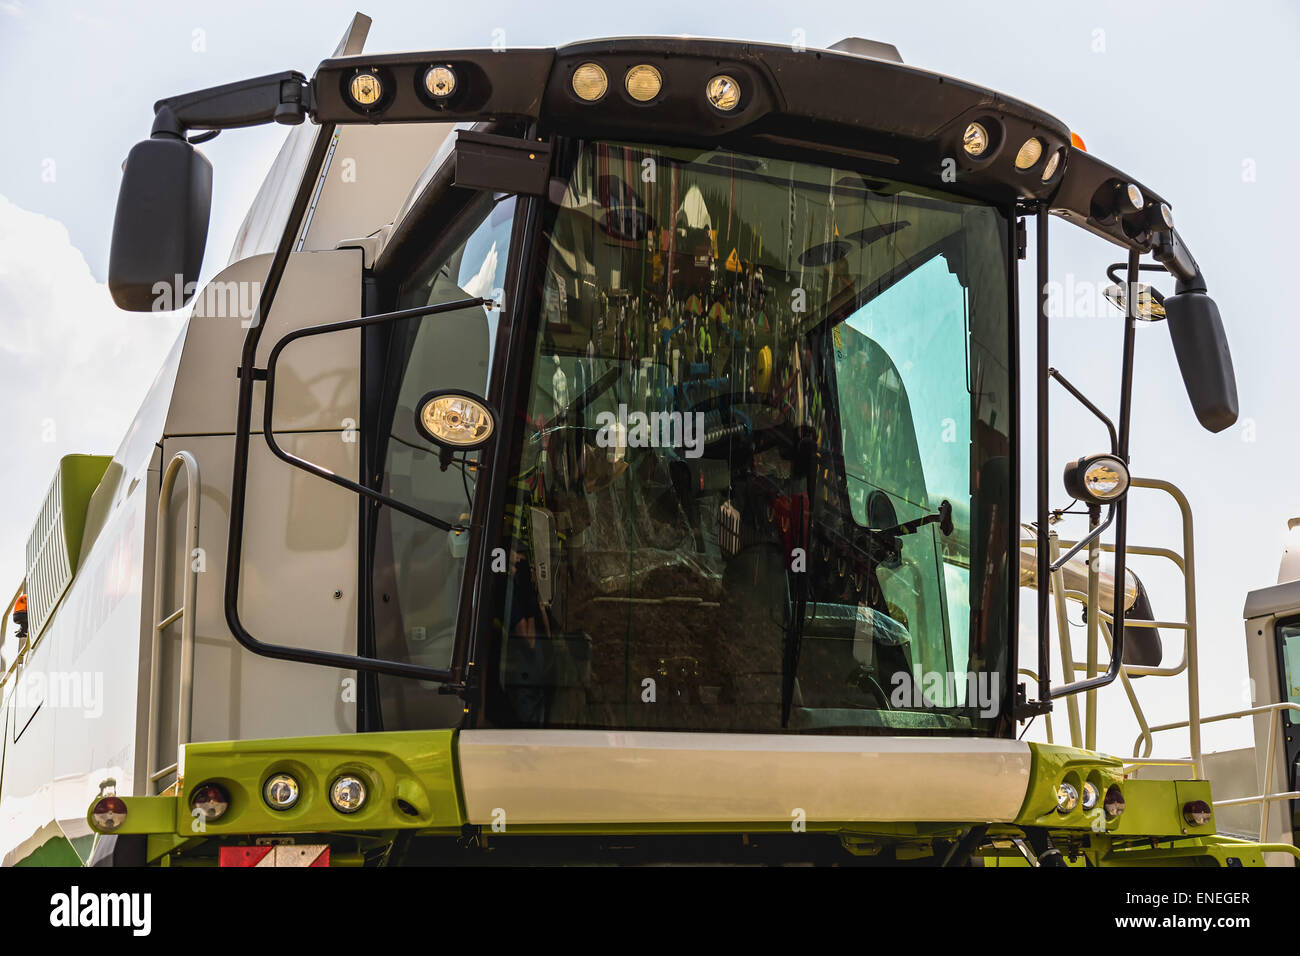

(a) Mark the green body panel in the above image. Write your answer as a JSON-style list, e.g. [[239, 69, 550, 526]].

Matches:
[[83, 731, 1277, 866], [92, 730, 466, 840], [24, 453, 111, 640], [982, 837, 1266, 867], [1017, 743, 1218, 840], [1017, 743, 1127, 826], [13, 834, 85, 867], [55, 454, 112, 572]]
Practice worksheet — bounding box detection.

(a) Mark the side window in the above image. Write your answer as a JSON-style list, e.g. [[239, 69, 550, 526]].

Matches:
[[372, 194, 516, 727], [833, 254, 972, 701], [1280, 622, 1300, 723]]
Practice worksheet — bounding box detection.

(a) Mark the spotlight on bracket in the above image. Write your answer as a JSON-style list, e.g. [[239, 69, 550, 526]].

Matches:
[[1064, 453, 1130, 505], [1103, 282, 1166, 321]]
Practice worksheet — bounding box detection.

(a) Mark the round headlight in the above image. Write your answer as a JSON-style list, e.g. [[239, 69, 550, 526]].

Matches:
[[330, 775, 368, 814], [190, 781, 231, 822], [423, 65, 457, 99], [1114, 181, 1144, 214], [1014, 137, 1043, 170], [415, 390, 496, 451], [348, 71, 383, 107], [1082, 458, 1129, 500], [91, 795, 128, 832], [1064, 453, 1130, 504], [263, 773, 300, 811], [1041, 149, 1063, 182], [1081, 780, 1101, 812], [1056, 780, 1080, 813], [625, 64, 662, 102], [705, 74, 741, 112], [962, 122, 990, 157], [572, 62, 608, 101]]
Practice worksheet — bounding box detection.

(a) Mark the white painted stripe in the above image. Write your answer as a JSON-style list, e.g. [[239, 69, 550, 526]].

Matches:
[[457, 731, 1031, 825]]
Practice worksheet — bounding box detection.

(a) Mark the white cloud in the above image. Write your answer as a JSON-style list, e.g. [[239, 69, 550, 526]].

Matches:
[[0, 194, 184, 629]]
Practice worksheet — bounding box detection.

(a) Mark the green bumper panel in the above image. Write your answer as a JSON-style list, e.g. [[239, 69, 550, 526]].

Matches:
[[90, 730, 465, 840], [86, 733, 1283, 867], [1018, 742, 1219, 839]]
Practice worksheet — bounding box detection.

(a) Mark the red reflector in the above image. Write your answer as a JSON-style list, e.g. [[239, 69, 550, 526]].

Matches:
[[220, 845, 330, 867], [91, 796, 128, 832]]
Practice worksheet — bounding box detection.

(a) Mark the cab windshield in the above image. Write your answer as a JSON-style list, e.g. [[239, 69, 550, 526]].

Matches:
[[484, 139, 1015, 735]]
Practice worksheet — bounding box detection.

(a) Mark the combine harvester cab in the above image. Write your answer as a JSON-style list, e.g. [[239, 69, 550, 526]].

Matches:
[[0, 14, 1273, 866]]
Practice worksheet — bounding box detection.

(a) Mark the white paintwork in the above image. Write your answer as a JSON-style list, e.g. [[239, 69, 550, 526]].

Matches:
[[298, 124, 451, 254], [1, 467, 149, 863], [225, 12, 373, 265], [457, 731, 1032, 825], [1278, 517, 1300, 585], [1241, 613, 1297, 864]]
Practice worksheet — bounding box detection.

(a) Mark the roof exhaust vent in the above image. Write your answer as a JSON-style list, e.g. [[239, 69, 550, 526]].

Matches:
[[827, 38, 903, 63]]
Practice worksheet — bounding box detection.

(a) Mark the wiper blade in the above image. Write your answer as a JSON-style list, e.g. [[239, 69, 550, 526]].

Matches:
[[877, 499, 953, 537]]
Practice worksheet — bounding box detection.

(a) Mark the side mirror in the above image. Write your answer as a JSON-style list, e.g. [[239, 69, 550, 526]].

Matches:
[[1163, 290, 1238, 433], [108, 137, 212, 312]]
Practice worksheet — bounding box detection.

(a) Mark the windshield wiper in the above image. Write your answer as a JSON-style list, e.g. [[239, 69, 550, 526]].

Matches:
[[878, 499, 953, 537]]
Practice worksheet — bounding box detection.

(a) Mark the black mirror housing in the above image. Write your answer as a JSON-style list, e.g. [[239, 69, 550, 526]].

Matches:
[[1163, 290, 1238, 433], [108, 137, 213, 312]]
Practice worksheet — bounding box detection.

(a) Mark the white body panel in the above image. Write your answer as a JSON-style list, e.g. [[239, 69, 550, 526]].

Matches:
[[457, 731, 1032, 825], [1, 470, 150, 864]]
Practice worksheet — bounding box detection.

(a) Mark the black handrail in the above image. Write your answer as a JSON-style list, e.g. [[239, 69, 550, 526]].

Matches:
[[222, 122, 467, 683], [260, 296, 489, 534]]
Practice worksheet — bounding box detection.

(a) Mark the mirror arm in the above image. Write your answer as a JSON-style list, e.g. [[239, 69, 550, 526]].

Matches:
[[150, 70, 312, 139], [1150, 228, 1206, 293]]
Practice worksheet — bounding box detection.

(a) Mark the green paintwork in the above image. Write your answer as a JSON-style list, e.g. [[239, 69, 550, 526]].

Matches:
[[55, 455, 112, 572], [14, 834, 85, 867], [83, 731, 1280, 866], [25, 453, 111, 640], [1017, 742, 1218, 840], [1016, 742, 1126, 826], [90, 730, 465, 842]]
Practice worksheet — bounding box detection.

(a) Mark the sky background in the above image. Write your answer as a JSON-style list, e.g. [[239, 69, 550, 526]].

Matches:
[[1, 0, 1297, 756]]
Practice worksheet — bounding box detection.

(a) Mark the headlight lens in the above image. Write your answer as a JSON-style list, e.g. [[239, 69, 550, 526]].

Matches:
[[348, 72, 383, 107], [416, 391, 496, 450], [1041, 149, 1062, 181], [1064, 453, 1131, 504], [1103, 281, 1166, 322], [962, 122, 990, 157], [625, 64, 662, 102], [572, 62, 608, 101], [1083, 457, 1128, 500], [705, 75, 741, 112], [263, 773, 300, 811], [1014, 137, 1043, 170], [329, 775, 368, 814], [1056, 780, 1080, 813], [423, 65, 457, 99], [1081, 780, 1101, 812]]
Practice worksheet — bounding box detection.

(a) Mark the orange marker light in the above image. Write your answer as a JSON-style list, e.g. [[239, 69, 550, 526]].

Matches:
[[1069, 131, 1087, 151]]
